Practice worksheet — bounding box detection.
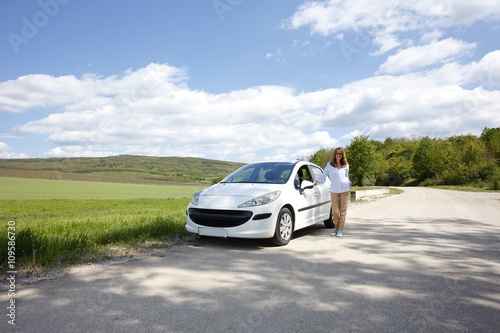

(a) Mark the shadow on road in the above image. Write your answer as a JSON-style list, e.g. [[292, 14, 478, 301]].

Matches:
[[7, 213, 500, 332]]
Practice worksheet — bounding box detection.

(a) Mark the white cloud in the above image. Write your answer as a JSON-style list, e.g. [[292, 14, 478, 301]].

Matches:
[[420, 30, 444, 43], [284, 0, 500, 55], [265, 47, 286, 63], [274, 0, 500, 143], [0, 142, 28, 158], [0, 63, 188, 113], [312, 52, 500, 139], [459, 50, 500, 88], [439, 0, 500, 26], [378, 38, 477, 74], [3, 48, 500, 162], [9, 64, 336, 162], [45, 147, 117, 158], [341, 130, 363, 140]]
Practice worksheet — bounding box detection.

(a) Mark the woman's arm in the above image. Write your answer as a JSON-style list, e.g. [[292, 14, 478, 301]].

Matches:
[[313, 163, 330, 185]]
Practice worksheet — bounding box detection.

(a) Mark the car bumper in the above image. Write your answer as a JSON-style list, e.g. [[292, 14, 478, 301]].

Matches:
[[186, 205, 278, 239]]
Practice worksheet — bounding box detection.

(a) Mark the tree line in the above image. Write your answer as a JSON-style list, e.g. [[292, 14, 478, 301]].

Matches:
[[308, 127, 500, 190]]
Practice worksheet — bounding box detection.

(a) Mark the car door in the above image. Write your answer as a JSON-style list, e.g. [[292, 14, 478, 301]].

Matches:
[[294, 165, 320, 229], [309, 164, 332, 221]]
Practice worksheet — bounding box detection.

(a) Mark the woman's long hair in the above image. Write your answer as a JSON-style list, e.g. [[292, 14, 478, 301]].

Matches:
[[330, 147, 348, 168]]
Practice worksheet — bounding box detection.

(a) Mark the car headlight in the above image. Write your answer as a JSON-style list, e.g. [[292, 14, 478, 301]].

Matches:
[[238, 190, 281, 208], [191, 191, 201, 206]]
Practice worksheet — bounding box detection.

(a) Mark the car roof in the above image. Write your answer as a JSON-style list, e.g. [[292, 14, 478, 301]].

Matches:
[[245, 160, 318, 168]]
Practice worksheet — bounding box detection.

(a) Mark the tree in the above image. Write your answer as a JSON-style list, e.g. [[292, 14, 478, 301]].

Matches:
[[481, 127, 500, 165], [346, 135, 378, 186], [308, 147, 333, 168], [306, 128, 500, 188], [413, 137, 449, 181]]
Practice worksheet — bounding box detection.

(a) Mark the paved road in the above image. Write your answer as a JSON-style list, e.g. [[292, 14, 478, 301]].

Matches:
[[2, 187, 500, 332]]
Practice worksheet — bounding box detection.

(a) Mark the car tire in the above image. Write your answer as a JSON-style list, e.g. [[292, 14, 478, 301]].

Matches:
[[272, 207, 293, 246], [324, 208, 335, 229]]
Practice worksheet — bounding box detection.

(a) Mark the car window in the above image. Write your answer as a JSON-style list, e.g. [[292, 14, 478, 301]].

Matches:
[[230, 166, 255, 183], [295, 166, 313, 187], [222, 162, 294, 183], [310, 166, 323, 181], [302, 166, 314, 181]]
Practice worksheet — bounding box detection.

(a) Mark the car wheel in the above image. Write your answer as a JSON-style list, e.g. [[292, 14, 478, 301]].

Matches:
[[324, 208, 335, 229], [272, 207, 293, 246]]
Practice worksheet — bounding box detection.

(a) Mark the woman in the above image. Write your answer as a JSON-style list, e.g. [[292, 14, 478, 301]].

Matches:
[[313, 147, 352, 237]]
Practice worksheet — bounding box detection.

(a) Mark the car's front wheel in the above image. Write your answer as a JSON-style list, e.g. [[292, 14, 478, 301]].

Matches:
[[272, 207, 293, 246]]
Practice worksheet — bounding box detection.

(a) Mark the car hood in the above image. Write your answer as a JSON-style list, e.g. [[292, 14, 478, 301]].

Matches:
[[197, 183, 283, 209]]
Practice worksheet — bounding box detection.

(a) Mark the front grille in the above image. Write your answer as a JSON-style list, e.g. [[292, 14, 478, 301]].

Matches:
[[188, 208, 253, 228]]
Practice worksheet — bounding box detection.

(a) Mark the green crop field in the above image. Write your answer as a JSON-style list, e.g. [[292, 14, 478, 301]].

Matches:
[[0, 177, 205, 200], [1, 177, 206, 274]]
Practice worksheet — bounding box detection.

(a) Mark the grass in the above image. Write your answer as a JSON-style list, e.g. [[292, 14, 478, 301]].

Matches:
[[391, 187, 404, 193], [351, 186, 386, 191], [428, 184, 500, 192], [0, 177, 206, 276], [0, 177, 205, 200]]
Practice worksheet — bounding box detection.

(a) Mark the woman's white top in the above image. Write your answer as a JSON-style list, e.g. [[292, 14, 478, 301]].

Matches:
[[315, 162, 352, 193]]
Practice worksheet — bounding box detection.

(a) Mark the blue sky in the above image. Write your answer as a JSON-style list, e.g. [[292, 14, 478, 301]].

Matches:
[[1, 0, 500, 162]]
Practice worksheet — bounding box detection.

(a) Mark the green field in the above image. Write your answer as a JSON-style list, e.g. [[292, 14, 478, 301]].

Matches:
[[1, 177, 206, 273], [0, 177, 205, 200]]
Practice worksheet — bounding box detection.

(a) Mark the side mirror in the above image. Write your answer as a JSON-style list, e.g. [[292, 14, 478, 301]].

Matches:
[[299, 180, 314, 194]]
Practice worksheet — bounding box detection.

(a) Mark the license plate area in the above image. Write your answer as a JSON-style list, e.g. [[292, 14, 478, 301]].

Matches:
[[198, 227, 228, 238]]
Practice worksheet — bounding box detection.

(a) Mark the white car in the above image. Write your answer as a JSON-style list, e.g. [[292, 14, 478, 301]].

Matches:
[[186, 161, 333, 245]]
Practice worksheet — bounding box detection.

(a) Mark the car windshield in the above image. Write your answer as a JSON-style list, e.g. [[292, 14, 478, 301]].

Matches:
[[221, 162, 294, 184]]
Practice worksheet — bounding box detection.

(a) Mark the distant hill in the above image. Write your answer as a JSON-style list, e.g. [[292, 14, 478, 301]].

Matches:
[[0, 155, 246, 185]]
